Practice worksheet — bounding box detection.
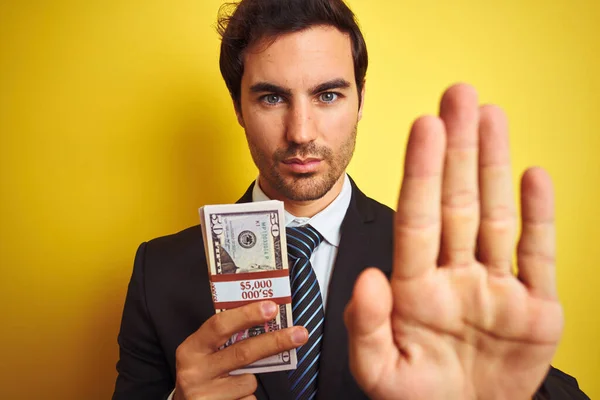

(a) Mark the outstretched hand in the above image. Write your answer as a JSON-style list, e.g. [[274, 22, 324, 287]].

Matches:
[[344, 83, 564, 400]]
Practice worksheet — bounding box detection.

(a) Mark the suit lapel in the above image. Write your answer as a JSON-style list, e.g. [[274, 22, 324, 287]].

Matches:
[[316, 179, 387, 399], [236, 182, 254, 204]]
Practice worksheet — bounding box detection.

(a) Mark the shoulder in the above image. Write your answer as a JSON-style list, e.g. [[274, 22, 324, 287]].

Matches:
[[349, 176, 395, 224], [540, 366, 590, 399], [347, 178, 396, 245], [136, 224, 207, 283], [144, 224, 204, 255], [365, 195, 394, 219], [134, 223, 213, 310]]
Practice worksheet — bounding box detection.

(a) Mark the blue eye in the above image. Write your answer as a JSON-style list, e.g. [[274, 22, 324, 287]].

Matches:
[[319, 92, 338, 103], [263, 94, 282, 105]]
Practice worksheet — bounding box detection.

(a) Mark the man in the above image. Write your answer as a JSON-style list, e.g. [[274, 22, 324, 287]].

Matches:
[[113, 0, 589, 399]]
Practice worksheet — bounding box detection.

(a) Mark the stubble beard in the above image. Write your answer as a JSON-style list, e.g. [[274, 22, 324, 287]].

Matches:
[[248, 127, 357, 202]]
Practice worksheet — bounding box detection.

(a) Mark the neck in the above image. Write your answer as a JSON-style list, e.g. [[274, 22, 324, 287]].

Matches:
[[258, 175, 345, 218]]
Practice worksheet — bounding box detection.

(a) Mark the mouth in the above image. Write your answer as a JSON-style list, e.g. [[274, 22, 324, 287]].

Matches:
[[282, 157, 321, 165], [281, 157, 322, 173]]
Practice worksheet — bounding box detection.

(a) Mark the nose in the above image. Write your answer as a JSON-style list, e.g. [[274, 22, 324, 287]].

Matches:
[[285, 99, 317, 144]]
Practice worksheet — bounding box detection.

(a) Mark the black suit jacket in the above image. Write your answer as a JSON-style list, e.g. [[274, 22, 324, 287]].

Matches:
[[113, 179, 588, 400]]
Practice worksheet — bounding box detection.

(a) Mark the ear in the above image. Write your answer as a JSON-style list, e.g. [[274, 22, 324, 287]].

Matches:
[[357, 81, 366, 122], [234, 100, 245, 128]]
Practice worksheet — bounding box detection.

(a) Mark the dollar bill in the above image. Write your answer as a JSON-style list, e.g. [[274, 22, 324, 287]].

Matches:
[[199, 201, 297, 374]]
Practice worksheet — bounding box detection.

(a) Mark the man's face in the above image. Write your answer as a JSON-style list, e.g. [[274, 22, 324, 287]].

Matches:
[[237, 25, 364, 202]]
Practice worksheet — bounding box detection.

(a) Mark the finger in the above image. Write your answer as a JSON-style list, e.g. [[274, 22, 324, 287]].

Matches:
[[394, 115, 446, 280], [517, 167, 557, 299], [191, 374, 257, 400], [187, 301, 280, 354], [238, 396, 257, 400], [344, 268, 397, 393], [439, 83, 480, 266], [209, 325, 308, 377], [477, 105, 517, 274]]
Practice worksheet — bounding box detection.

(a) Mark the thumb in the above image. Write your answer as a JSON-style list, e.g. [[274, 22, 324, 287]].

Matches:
[[344, 267, 397, 392]]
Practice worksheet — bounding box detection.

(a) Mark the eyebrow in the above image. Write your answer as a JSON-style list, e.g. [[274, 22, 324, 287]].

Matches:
[[249, 78, 352, 97]]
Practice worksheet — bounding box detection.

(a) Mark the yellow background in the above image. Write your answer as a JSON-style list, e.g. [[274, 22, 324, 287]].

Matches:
[[1, 0, 598, 398]]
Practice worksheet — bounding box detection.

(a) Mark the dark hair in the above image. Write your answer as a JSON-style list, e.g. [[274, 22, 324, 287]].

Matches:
[[217, 0, 368, 110]]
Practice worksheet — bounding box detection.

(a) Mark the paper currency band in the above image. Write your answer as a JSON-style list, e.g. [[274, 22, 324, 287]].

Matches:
[[211, 273, 292, 309], [210, 269, 289, 282], [214, 296, 292, 310]]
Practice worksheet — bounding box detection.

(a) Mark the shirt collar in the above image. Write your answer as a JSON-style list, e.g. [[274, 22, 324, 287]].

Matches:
[[251, 174, 352, 247]]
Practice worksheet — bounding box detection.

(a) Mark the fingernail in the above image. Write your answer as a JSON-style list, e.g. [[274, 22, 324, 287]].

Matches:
[[261, 301, 277, 317], [291, 328, 307, 345]]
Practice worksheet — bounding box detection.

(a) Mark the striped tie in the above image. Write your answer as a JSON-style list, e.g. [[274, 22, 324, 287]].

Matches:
[[286, 225, 325, 400]]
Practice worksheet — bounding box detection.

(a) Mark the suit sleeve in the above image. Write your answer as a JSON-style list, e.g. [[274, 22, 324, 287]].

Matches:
[[535, 367, 590, 400], [112, 242, 174, 400]]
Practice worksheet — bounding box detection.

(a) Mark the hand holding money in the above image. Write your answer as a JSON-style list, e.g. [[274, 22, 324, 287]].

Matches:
[[173, 201, 306, 399], [200, 201, 300, 374], [173, 301, 308, 400]]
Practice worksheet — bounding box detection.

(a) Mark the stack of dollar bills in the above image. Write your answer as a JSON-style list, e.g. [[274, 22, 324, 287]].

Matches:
[[199, 201, 297, 374]]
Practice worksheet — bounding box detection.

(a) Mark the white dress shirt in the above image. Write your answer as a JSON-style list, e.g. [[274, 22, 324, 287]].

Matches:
[[167, 175, 352, 399]]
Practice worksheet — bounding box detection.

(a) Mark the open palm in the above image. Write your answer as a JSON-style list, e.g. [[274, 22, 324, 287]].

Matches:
[[345, 84, 564, 400]]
